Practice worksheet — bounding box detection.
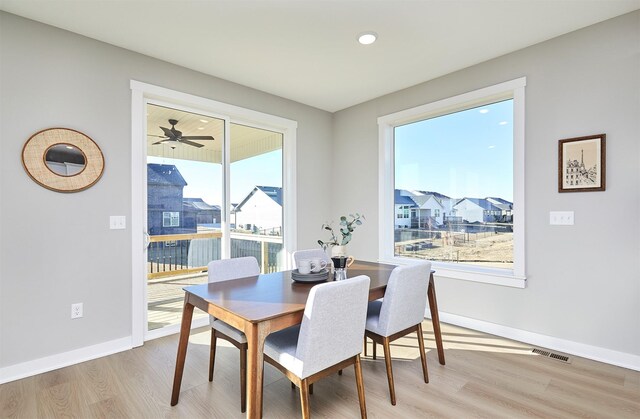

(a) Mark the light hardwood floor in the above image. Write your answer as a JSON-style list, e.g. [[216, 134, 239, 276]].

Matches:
[[2, 322, 639, 418]]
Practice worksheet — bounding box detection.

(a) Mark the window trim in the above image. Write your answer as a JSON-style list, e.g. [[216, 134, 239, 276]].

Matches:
[[378, 77, 526, 288], [162, 211, 180, 228]]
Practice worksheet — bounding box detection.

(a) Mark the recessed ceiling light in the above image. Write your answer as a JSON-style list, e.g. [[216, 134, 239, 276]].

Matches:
[[197, 127, 205, 130], [479, 109, 489, 114], [199, 119, 208, 123], [358, 32, 377, 45]]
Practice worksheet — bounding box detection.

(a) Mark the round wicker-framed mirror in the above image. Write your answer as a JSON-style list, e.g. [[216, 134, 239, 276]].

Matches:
[[22, 128, 104, 193]]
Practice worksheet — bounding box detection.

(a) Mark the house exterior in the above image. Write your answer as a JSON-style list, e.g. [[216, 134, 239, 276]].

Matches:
[[394, 189, 417, 229], [233, 186, 283, 234], [453, 197, 513, 223], [147, 163, 194, 235], [183, 197, 221, 227], [486, 197, 514, 222]]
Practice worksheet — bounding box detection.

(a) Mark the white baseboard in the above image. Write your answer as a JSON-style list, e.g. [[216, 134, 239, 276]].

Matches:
[[0, 337, 132, 384], [428, 311, 640, 372]]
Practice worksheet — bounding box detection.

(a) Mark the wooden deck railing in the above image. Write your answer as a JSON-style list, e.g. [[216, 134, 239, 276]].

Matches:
[[147, 231, 283, 279]]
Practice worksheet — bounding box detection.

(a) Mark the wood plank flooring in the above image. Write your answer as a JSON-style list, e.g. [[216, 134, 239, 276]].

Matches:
[[2, 322, 638, 418]]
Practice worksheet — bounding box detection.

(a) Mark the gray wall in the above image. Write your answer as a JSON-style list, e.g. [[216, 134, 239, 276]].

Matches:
[[332, 11, 639, 356], [0, 12, 332, 367], [1, 9, 638, 372]]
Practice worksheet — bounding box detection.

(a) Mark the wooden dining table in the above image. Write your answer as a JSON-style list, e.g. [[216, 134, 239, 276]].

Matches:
[[170, 260, 445, 419]]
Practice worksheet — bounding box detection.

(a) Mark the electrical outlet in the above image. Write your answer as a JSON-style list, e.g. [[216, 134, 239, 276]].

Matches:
[[71, 303, 83, 319]]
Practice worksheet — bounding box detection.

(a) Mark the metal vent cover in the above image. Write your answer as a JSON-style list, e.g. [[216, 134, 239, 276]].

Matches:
[[532, 348, 571, 363]]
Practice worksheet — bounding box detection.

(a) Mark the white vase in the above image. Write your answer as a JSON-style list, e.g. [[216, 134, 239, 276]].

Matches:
[[331, 245, 347, 257]]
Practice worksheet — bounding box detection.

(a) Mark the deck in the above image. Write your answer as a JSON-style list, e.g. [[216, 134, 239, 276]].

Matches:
[[147, 273, 208, 330]]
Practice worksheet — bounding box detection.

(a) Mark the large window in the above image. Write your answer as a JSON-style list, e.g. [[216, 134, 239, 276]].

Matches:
[[378, 78, 526, 287]]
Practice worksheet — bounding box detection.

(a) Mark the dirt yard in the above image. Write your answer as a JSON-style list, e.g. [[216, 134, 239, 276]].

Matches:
[[397, 232, 513, 269]]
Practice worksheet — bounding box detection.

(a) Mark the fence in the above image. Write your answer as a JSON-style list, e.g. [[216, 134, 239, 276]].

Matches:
[[147, 231, 283, 279]]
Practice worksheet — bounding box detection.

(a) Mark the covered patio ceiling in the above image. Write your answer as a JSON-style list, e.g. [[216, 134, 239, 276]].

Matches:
[[146, 104, 282, 164]]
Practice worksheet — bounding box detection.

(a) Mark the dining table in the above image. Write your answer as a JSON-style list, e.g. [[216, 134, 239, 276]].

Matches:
[[170, 260, 445, 419]]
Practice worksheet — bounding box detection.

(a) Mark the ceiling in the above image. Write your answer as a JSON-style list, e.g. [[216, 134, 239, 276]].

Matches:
[[1, 0, 638, 112]]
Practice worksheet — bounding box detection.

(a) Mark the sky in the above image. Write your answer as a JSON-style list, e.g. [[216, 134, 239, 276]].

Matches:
[[395, 99, 514, 201], [148, 149, 282, 206]]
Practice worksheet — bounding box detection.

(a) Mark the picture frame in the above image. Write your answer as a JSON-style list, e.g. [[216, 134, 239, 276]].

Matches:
[[558, 134, 606, 193]]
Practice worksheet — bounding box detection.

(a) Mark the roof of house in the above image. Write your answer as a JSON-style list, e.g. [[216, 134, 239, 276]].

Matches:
[[183, 197, 221, 211], [147, 163, 187, 187], [486, 197, 513, 210], [234, 186, 283, 211], [395, 189, 417, 206], [454, 198, 503, 211], [412, 190, 451, 199]]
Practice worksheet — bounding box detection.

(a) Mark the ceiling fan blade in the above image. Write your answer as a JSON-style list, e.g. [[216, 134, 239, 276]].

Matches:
[[160, 126, 177, 140], [152, 139, 172, 145], [181, 135, 215, 141], [147, 134, 167, 138], [179, 139, 205, 148]]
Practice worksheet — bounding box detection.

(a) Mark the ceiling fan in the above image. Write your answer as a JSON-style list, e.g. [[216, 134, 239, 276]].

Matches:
[[149, 119, 214, 148]]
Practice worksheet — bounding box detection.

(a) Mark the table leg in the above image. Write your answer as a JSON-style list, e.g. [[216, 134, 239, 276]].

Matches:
[[171, 296, 195, 406], [245, 321, 268, 419], [427, 274, 446, 365]]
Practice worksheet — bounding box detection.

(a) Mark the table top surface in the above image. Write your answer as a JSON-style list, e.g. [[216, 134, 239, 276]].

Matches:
[[183, 260, 397, 323]]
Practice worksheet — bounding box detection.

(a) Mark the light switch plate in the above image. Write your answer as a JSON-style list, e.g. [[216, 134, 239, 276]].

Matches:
[[550, 211, 574, 225], [110, 215, 126, 230]]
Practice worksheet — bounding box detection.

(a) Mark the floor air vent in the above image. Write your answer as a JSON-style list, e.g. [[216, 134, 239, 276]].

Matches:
[[532, 348, 571, 363]]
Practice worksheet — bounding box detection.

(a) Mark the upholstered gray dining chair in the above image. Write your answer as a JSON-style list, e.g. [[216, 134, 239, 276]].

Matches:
[[292, 249, 331, 268], [263, 275, 371, 419], [207, 256, 260, 413], [364, 261, 432, 406]]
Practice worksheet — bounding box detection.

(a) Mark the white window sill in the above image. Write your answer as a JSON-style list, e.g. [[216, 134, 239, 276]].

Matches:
[[378, 256, 527, 288]]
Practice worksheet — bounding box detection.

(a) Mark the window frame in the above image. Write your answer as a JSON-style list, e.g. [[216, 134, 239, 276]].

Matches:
[[162, 211, 180, 227], [377, 78, 526, 288]]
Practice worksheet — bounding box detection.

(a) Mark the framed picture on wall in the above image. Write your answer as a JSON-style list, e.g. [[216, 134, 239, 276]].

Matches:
[[558, 134, 606, 193]]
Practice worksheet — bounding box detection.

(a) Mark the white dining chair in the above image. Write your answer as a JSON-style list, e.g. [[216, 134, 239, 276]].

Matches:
[[364, 261, 432, 406], [207, 256, 260, 413], [263, 275, 370, 419], [292, 249, 331, 268]]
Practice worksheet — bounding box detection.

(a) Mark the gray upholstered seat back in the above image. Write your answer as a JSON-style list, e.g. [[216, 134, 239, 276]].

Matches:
[[207, 256, 260, 283], [295, 275, 370, 378], [377, 262, 432, 336]]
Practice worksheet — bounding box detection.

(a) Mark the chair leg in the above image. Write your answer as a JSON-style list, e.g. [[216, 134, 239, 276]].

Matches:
[[382, 337, 396, 405], [372, 340, 377, 360], [299, 379, 311, 419], [209, 329, 217, 382], [354, 355, 367, 419], [310, 383, 313, 395], [363, 335, 368, 357], [338, 369, 343, 375], [416, 323, 429, 383], [240, 347, 247, 413]]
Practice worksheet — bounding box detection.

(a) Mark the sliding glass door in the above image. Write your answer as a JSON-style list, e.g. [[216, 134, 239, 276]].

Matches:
[[144, 103, 285, 333]]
